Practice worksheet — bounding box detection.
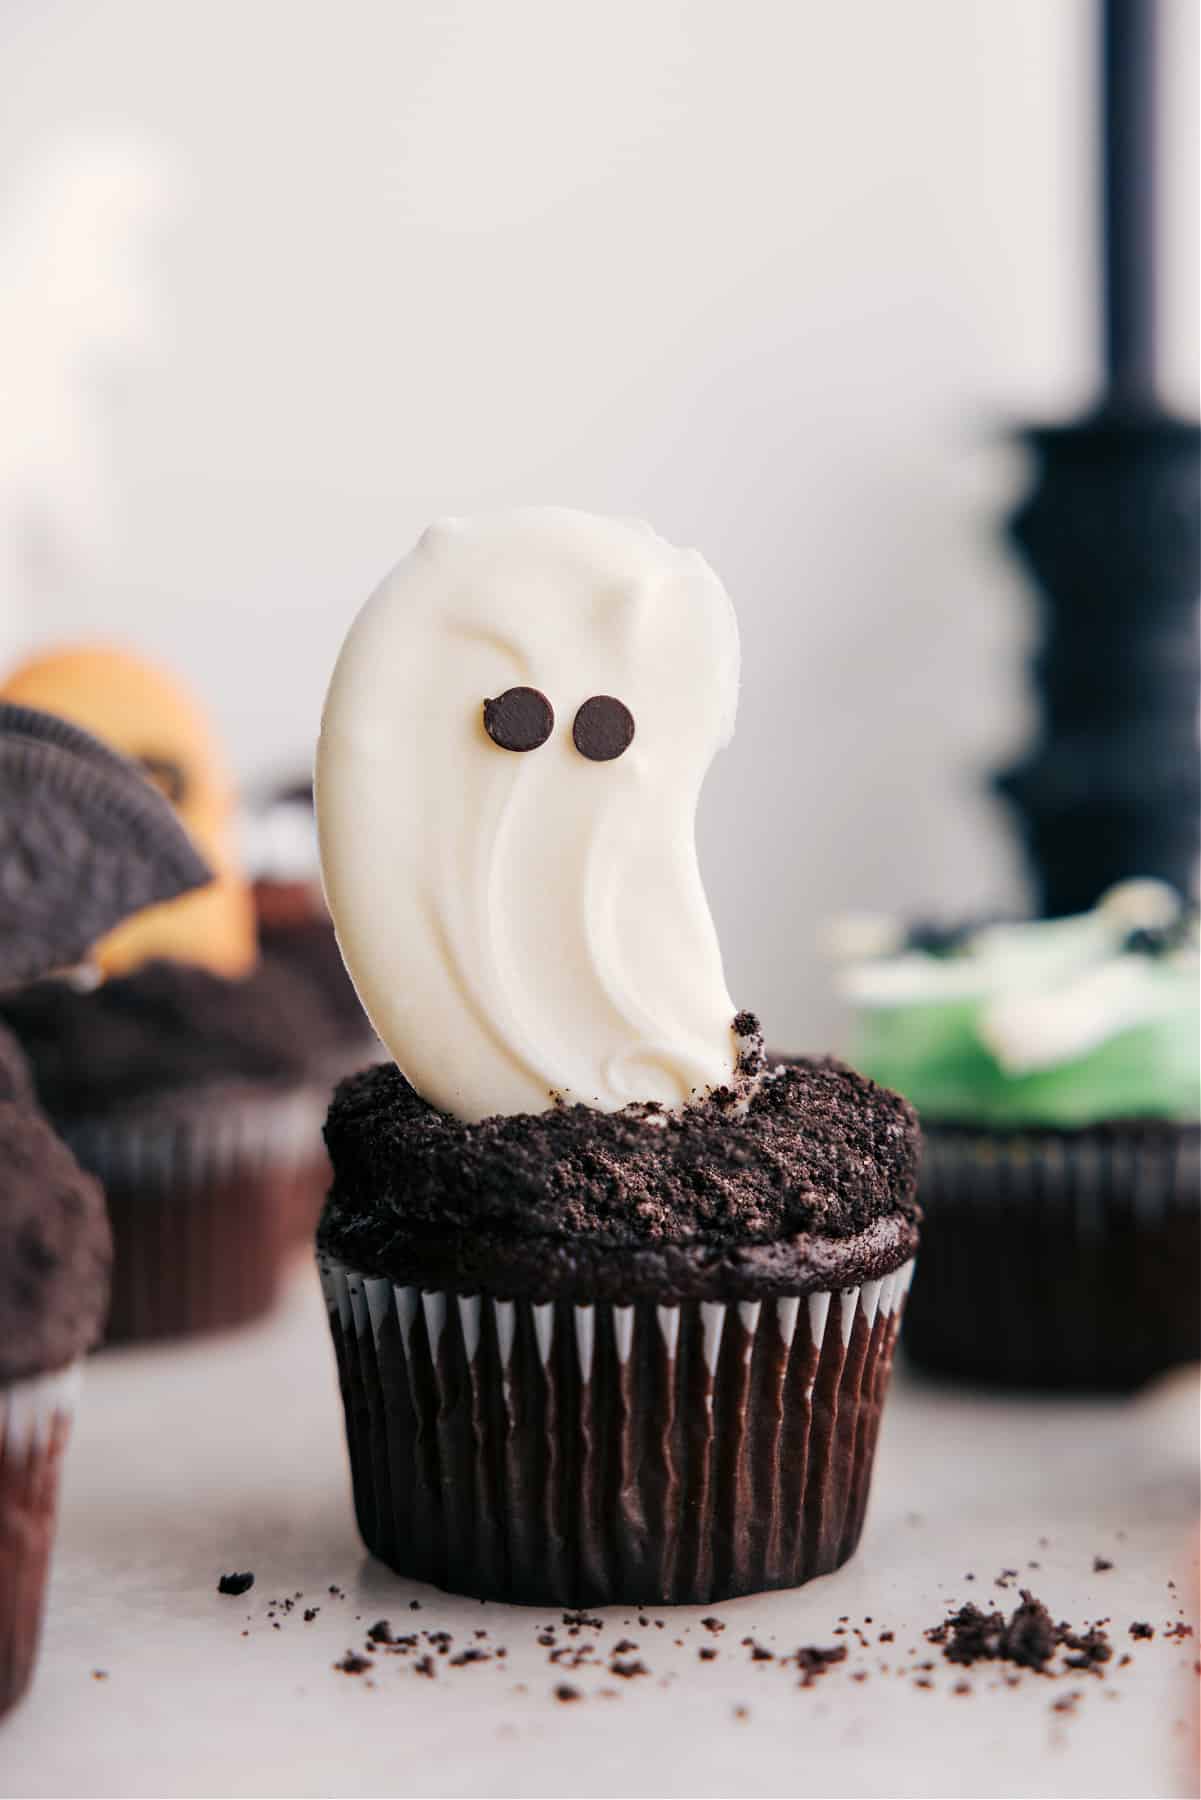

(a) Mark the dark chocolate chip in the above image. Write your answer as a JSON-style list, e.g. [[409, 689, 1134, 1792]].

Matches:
[[572, 695, 635, 762], [482, 687, 554, 753]]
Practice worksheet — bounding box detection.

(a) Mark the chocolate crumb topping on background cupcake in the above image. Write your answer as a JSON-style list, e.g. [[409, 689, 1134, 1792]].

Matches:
[[1, 957, 325, 1120]]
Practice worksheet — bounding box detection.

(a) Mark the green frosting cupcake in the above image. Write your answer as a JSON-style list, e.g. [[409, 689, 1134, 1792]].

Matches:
[[835, 882, 1199, 1130]]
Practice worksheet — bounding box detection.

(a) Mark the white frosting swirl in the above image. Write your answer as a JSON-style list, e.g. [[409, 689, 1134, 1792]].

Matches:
[[316, 508, 739, 1122], [835, 879, 1198, 1071]]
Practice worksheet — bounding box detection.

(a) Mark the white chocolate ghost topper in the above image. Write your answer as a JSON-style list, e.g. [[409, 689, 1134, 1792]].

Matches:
[[316, 508, 740, 1122]]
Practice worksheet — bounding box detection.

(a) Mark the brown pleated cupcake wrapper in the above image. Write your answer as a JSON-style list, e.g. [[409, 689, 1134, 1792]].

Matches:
[[0, 1366, 78, 1717], [65, 1088, 327, 1346], [321, 1256, 914, 1607], [904, 1122, 1201, 1391]]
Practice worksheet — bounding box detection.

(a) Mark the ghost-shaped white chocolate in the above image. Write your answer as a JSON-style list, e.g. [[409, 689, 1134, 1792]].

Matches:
[[316, 508, 740, 1122]]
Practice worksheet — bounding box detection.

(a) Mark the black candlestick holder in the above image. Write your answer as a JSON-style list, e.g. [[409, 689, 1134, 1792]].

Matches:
[[997, 409, 1199, 916], [994, 1, 1200, 916]]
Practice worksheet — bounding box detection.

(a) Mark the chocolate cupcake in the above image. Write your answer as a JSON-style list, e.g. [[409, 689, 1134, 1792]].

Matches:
[[0, 961, 327, 1343], [319, 1037, 918, 1605], [0, 1105, 110, 1715], [0, 701, 195, 1711], [835, 881, 1199, 1390], [0, 648, 327, 1343], [313, 509, 921, 1605]]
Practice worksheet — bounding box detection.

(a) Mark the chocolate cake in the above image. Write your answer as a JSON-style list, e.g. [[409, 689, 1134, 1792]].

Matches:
[[0, 1103, 111, 1386], [0, 1100, 112, 1715], [319, 1026, 921, 1606]]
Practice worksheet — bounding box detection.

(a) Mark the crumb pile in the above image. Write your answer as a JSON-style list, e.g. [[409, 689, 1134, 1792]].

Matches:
[[189, 1551, 1196, 1718]]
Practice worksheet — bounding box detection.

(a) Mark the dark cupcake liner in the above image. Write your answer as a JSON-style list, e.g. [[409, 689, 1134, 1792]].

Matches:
[[320, 1254, 914, 1607], [0, 1366, 77, 1717], [66, 1089, 325, 1345], [904, 1120, 1201, 1391]]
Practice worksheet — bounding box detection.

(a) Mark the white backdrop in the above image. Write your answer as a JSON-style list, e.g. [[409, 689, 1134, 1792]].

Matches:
[[1, 0, 1197, 1050]]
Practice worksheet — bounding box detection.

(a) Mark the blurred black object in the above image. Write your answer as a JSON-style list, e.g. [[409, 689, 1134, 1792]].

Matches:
[[997, 0, 1200, 917]]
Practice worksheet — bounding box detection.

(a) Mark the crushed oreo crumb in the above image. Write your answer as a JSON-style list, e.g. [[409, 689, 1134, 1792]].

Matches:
[[926, 1590, 1114, 1680], [334, 1651, 371, 1675], [217, 1572, 254, 1596], [790, 1645, 847, 1688], [319, 1034, 920, 1302]]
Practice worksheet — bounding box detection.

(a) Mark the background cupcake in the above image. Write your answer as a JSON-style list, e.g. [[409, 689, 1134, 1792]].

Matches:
[[835, 880, 1199, 1390], [0, 1104, 109, 1716], [1, 701, 202, 1713], [245, 777, 378, 1074], [242, 776, 380, 1247], [0, 648, 329, 1343]]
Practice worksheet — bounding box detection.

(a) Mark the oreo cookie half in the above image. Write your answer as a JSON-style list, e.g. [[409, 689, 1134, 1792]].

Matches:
[[0, 709, 212, 987], [0, 702, 151, 785]]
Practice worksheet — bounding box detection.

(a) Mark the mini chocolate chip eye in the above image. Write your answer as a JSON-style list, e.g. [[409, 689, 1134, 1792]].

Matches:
[[482, 686, 554, 752], [136, 754, 187, 807], [572, 695, 635, 761]]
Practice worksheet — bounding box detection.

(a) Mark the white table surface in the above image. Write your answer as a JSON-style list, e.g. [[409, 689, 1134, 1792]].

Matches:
[[5, 1264, 1198, 1800]]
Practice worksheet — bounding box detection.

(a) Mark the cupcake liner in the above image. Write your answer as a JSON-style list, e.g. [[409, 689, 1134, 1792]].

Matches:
[[0, 1365, 79, 1716], [904, 1121, 1201, 1390], [66, 1088, 326, 1344], [320, 1255, 914, 1607]]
